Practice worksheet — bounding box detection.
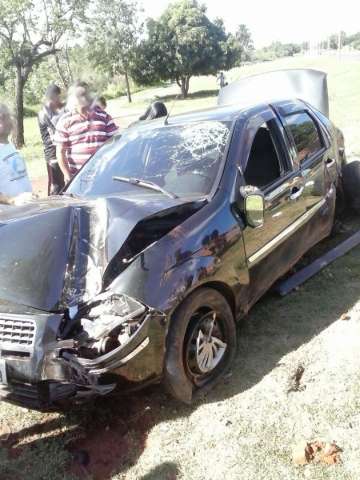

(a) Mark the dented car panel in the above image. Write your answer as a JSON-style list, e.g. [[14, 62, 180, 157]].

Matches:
[[0, 195, 199, 312], [110, 192, 249, 317], [0, 77, 345, 407]]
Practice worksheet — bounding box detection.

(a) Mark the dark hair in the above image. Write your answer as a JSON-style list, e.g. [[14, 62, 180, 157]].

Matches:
[[139, 101, 168, 121], [45, 84, 61, 99], [96, 96, 107, 109], [73, 80, 90, 89]]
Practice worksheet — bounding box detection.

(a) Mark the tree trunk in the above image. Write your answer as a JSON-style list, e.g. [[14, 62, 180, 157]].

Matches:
[[55, 53, 69, 89], [14, 66, 25, 149], [65, 46, 74, 84], [180, 76, 190, 99], [124, 71, 132, 103]]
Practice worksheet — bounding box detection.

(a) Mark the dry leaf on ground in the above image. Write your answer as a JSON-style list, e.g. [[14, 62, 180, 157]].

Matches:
[[292, 440, 342, 466]]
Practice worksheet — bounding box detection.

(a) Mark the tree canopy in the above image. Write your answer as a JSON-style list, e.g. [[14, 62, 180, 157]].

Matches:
[[0, 0, 85, 146], [131, 0, 237, 98], [86, 0, 142, 103], [234, 24, 254, 64]]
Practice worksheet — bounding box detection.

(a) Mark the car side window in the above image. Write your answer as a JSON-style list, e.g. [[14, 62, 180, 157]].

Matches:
[[243, 122, 282, 189], [284, 112, 323, 165]]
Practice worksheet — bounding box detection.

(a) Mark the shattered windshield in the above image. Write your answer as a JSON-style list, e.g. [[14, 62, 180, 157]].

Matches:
[[66, 120, 232, 198]]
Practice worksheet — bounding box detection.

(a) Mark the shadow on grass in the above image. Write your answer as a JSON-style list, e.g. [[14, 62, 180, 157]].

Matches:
[[3, 213, 360, 480], [139, 461, 180, 479]]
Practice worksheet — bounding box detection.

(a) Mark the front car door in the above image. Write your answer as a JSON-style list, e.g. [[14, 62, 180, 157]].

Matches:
[[233, 105, 308, 305], [237, 101, 336, 307]]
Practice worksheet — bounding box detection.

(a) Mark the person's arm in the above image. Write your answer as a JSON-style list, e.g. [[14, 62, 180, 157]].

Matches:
[[53, 116, 71, 183], [58, 145, 71, 183], [105, 113, 119, 138], [38, 113, 48, 143], [0, 193, 12, 205], [0, 192, 34, 206]]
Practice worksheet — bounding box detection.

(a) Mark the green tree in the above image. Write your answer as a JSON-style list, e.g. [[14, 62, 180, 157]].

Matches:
[[346, 31, 360, 49], [234, 24, 254, 64], [254, 41, 301, 62], [0, 0, 85, 147], [86, 0, 142, 104], [131, 0, 236, 98], [328, 32, 346, 50]]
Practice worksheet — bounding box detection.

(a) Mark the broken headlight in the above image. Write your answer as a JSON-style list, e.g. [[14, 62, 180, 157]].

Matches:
[[78, 293, 146, 356]]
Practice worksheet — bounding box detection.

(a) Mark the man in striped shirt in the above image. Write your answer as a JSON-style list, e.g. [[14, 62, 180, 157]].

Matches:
[[54, 81, 118, 182]]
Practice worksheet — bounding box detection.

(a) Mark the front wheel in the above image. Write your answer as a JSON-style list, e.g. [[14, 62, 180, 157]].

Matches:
[[163, 288, 236, 403]]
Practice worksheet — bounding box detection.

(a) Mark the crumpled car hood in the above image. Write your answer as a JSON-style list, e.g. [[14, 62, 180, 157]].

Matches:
[[0, 194, 189, 312]]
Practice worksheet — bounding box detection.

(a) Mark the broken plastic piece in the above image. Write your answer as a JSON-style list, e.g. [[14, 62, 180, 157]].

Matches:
[[0, 421, 11, 443], [276, 229, 360, 296]]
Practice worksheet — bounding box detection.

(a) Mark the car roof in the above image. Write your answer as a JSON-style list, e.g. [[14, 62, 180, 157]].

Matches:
[[166, 102, 246, 123], [127, 98, 305, 133], [125, 103, 249, 134]]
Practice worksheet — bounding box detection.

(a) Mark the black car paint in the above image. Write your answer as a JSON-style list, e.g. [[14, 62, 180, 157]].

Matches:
[[0, 99, 342, 408], [0, 194, 205, 311]]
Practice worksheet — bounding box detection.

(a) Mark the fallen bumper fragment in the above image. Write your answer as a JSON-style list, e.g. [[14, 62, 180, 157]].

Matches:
[[275, 229, 360, 296]]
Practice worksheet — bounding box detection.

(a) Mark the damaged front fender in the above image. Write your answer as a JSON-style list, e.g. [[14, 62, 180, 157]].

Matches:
[[0, 293, 168, 409]]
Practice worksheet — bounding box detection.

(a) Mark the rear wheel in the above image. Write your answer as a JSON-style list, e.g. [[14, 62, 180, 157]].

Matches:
[[164, 288, 236, 403], [341, 159, 360, 211]]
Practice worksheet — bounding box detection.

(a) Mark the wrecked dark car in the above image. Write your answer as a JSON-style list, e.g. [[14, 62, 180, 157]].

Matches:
[[0, 70, 347, 409]]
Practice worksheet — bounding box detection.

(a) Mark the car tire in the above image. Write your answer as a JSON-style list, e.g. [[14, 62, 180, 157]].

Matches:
[[163, 287, 236, 404], [342, 160, 360, 211]]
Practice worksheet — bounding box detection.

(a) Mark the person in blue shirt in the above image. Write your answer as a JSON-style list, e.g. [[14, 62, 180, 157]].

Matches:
[[0, 104, 32, 205]]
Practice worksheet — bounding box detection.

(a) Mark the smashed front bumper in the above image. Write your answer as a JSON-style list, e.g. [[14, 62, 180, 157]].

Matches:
[[0, 304, 167, 410]]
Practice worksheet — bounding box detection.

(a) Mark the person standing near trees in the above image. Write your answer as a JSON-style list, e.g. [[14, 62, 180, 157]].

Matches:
[[0, 104, 32, 205], [54, 81, 118, 182], [38, 84, 65, 195], [217, 72, 227, 89]]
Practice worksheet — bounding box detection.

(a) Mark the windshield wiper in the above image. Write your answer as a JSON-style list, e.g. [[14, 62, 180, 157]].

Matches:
[[112, 176, 178, 199]]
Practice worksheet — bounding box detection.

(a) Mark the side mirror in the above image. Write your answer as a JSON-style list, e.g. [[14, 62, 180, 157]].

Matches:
[[240, 186, 265, 228]]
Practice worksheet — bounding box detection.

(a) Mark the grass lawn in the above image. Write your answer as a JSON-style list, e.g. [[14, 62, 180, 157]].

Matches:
[[2, 55, 360, 480], [22, 54, 360, 183]]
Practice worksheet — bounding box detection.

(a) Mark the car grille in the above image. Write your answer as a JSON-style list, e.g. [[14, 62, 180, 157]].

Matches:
[[0, 317, 36, 352]]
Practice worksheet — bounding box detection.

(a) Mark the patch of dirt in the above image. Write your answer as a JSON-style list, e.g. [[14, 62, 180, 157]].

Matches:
[[67, 398, 155, 480]]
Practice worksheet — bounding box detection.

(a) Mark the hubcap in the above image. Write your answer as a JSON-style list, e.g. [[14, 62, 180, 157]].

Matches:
[[186, 311, 227, 379]]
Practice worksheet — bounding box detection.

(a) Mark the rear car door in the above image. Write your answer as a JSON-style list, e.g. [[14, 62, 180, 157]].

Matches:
[[274, 101, 333, 216]]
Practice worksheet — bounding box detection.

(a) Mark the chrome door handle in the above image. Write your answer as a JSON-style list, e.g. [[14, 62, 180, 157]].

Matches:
[[326, 158, 336, 168], [289, 185, 304, 200]]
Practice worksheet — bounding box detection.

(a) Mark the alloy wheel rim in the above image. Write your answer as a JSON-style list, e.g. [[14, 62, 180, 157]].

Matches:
[[185, 311, 227, 381]]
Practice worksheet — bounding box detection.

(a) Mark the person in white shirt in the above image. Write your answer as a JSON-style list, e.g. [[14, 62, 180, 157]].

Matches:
[[0, 104, 32, 205]]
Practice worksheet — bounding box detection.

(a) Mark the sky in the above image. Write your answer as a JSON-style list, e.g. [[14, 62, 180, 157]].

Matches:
[[141, 0, 359, 47]]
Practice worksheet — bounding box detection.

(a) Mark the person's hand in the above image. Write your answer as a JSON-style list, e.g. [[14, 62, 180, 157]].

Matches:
[[64, 172, 71, 184], [12, 191, 35, 206]]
